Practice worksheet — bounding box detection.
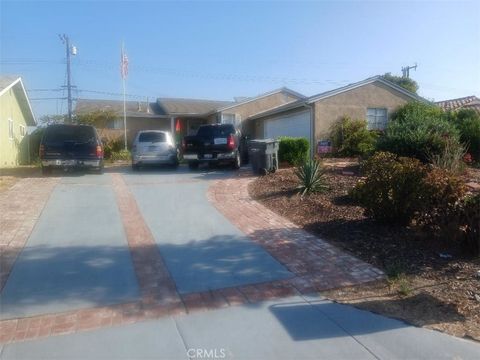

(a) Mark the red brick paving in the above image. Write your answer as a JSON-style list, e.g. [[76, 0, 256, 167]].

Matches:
[[0, 170, 383, 345], [0, 177, 59, 291], [207, 175, 384, 294]]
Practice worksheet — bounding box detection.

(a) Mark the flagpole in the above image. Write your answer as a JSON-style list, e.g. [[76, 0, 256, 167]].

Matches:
[[122, 42, 127, 150]]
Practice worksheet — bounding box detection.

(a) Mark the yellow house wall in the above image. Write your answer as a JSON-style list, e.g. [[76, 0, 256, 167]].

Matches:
[[0, 88, 30, 167]]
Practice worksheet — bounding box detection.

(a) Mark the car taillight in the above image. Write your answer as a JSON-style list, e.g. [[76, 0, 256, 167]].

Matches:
[[227, 135, 235, 150], [96, 145, 103, 158], [39, 144, 45, 158]]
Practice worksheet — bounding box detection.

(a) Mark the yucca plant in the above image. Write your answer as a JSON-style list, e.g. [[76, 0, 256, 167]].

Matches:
[[295, 159, 328, 196]]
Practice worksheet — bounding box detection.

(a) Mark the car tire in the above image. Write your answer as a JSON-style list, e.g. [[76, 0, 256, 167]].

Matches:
[[188, 161, 199, 170], [232, 152, 241, 170], [41, 166, 52, 175]]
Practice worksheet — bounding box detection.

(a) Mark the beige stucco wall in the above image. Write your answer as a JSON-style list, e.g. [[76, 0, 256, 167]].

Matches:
[[100, 117, 171, 146], [313, 81, 412, 142], [0, 88, 30, 167], [220, 91, 300, 137]]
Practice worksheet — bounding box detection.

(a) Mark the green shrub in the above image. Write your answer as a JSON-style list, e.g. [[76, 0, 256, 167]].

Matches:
[[460, 194, 480, 256], [103, 138, 124, 159], [278, 137, 309, 165], [352, 152, 467, 232], [376, 102, 461, 162], [427, 138, 467, 174], [295, 159, 328, 196], [447, 108, 480, 162], [350, 152, 428, 225], [329, 116, 378, 157], [110, 149, 131, 161], [416, 167, 466, 230]]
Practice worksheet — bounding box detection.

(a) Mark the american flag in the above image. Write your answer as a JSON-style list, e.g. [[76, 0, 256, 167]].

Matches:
[[120, 48, 128, 79]]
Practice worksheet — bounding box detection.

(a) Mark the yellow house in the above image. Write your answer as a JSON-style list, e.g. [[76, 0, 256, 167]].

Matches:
[[0, 76, 36, 167]]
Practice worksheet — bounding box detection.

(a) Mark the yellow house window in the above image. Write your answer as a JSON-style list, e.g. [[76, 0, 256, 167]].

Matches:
[[8, 119, 14, 140], [19, 125, 26, 137]]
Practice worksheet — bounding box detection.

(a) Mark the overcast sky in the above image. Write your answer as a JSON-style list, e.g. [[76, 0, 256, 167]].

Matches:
[[1, 0, 479, 118]]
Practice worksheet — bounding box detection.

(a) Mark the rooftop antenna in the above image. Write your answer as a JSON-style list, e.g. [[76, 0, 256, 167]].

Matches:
[[401, 63, 417, 78]]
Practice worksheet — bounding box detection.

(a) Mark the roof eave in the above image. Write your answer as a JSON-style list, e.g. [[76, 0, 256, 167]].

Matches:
[[0, 77, 36, 125], [307, 76, 430, 104], [207, 87, 307, 115]]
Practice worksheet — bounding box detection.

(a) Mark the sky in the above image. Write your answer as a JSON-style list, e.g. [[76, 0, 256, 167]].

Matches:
[[1, 0, 479, 119]]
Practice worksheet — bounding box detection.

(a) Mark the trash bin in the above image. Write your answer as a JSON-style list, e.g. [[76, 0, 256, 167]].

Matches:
[[248, 139, 279, 175]]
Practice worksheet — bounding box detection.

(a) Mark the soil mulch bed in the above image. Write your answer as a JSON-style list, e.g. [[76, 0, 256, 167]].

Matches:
[[249, 165, 480, 342]]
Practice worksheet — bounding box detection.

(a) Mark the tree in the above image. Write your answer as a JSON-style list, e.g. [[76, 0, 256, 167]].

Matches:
[[75, 110, 118, 137], [38, 114, 67, 126], [382, 73, 419, 94]]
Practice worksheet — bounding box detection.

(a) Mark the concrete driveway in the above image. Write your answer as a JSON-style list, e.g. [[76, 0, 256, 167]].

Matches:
[[1, 165, 479, 358]]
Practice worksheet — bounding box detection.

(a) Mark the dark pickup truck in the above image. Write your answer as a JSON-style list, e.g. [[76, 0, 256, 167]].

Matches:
[[39, 124, 104, 174], [182, 124, 242, 169]]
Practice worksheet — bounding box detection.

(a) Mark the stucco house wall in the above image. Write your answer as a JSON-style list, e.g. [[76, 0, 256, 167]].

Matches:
[[0, 87, 31, 167], [100, 116, 171, 145], [312, 81, 412, 141], [219, 92, 300, 137]]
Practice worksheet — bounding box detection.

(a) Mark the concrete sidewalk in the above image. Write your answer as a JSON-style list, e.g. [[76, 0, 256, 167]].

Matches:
[[2, 295, 479, 360]]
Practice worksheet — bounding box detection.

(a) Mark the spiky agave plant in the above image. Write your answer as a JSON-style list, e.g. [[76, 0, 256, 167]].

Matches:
[[295, 158, 328, 196]]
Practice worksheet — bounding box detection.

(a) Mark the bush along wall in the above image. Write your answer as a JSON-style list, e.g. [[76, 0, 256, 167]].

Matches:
[[278, 137, 310, 166], [329, 116, 378, 157], [376, 102, 462, 163]]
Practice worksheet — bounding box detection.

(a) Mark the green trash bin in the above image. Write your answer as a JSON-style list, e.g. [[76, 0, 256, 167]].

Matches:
[[248, 139, 279, 175]]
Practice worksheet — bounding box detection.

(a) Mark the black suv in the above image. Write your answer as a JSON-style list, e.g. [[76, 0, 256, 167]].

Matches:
[[182, 124, 242, 169], [39, 124, 104, 174]]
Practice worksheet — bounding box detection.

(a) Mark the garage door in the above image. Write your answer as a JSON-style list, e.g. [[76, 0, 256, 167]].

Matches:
[[264, 110, 311, 142]]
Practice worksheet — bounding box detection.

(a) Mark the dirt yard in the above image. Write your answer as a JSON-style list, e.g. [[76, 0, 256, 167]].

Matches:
[[249, 163, 480, 342]]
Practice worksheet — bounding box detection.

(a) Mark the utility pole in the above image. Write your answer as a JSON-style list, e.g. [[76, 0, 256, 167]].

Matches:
[[59, 34, 76, 123], [401, 63, 417, 78]]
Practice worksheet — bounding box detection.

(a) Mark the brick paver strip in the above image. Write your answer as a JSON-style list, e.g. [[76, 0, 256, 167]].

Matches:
[[110, 173, 181, 305], [0, 177, 60, 291], [0, 171, 384, 345], [206, 175, 384, 293]]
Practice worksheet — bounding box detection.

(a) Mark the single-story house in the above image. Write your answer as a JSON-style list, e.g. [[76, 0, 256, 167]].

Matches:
[[0, 76, 36, 167], [75, 87, 304, 145], [75, 75, 427, 154], [247, 76, 428, 154], [436, 96, 480, 114]]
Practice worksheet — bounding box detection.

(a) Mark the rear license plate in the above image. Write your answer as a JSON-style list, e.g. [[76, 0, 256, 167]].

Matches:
[[183, 154, 198, 160], [203, 154, 213, 159], [214, 138, 227, 145]]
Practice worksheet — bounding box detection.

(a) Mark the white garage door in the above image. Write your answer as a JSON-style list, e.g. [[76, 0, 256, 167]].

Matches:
[[264, 110, 311, 142]]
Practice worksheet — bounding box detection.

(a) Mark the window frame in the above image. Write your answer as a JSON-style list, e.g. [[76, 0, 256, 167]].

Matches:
[[19, 124, 26, 137], [366, 107, 388, 130], [8, 118, 14, 140]]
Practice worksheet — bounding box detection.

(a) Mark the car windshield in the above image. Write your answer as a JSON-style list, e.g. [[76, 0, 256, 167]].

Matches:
[[139, 132, 167, 143], [44, 126, 96, 144], [197, 125, 234, 137]]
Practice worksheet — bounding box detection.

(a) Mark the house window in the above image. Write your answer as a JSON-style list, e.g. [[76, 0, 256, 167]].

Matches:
[[221, 113, 241, 128], [8, 119, 14, 140], [107, 118, 123, 129], [367, 108, 388, 130], [19, 125, 26, 137]]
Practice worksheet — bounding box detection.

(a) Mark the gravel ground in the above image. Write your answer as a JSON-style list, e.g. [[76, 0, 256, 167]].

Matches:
[[249, 166, 480, 342]]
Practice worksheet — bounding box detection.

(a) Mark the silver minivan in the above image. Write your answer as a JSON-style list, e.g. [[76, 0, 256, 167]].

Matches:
[[131, 130, 178, 170]]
